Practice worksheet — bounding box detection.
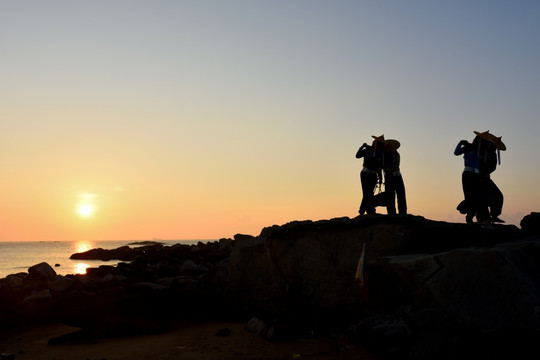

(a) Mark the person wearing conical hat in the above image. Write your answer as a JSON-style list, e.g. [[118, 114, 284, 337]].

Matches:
[[356, 135, 385, 215], [478, 132, 506, 223], [454, 132, 490, 225], [383, 139, 407, 215]]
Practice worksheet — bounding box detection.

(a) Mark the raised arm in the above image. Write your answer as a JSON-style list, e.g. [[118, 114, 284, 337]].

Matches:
[[454, 140, 470, 156], [356, 143, 369, 158]]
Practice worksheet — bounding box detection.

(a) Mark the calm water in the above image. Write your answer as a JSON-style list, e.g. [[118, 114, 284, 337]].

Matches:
[[0, 240, 207, 279]]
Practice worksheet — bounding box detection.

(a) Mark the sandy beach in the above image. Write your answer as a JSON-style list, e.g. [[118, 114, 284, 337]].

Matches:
[[0, 321, 378, 360]]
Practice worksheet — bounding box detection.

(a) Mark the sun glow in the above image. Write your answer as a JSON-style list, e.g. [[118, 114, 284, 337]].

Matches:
[[75, 192, 98, 219], [77, 204, 95, 218]]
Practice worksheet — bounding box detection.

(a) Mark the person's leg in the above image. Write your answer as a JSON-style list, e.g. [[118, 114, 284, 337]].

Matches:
[[385, 175, 397, 215], [467, 172, 489, 223], [394, 175, 407, 215], [360, 172, 377, 215], [483, 178, 504, 220], [462, 171, 477, 224], [359, 173, 366, 215]]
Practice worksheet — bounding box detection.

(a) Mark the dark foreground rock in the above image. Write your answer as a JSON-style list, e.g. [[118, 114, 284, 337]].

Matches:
[[1, 213, 540, 359], [521, 211, 540, 235], [224, 214, 540, 358], [0, 239, 234, 336]]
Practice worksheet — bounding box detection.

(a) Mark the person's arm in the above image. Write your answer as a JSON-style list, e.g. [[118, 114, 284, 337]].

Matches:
[[356, 143, 369, 158], [454, 140, 469, 156]]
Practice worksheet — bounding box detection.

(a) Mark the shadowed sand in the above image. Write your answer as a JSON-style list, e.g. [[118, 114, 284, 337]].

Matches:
[[0, 321, 378, 360]]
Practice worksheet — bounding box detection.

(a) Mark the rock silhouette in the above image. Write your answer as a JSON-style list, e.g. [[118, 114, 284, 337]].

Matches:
[[1, 214, 540, 359]]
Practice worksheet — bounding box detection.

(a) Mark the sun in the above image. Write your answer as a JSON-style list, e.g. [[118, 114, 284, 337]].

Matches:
[[76, 203, 95, 218], [75, 192, 98, 219]]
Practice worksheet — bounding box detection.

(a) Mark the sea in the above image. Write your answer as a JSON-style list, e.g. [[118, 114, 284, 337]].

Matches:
[[0, 239, 210, 279]]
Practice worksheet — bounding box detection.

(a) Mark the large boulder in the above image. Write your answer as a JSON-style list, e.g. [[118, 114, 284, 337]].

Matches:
[[28, 262, 57, 282], [373, 239, 540, 331], [49, 275, 75, 293], [24, 289, 52, 306], [521, 212, 540, 235], [4, 273, 29, 289], [225, 215, 536, 333]]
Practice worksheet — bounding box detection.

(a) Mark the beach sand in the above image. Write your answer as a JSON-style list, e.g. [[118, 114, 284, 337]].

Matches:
[[0, 321, 379, 360]]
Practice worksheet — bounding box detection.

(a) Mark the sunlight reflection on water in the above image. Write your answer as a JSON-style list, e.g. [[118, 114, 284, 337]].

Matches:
[[73, 262, 90, 275], [0, 240, 198, 278], [75, 241, 93, 254], [72, 241, 94, 274]]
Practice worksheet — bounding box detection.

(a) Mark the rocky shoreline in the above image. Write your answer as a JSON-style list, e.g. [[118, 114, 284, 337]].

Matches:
[[2, 213, 540, 359]]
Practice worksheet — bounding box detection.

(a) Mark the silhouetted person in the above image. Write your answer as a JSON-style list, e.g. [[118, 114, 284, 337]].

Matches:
[[454, 131, 490, 225], [383, 139, 407, 215], [356, 135, 385, 215], [478, 132, 506, 223]]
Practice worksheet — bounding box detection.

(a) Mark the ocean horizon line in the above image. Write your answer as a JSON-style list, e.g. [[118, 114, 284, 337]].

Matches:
[[0, 238, 219, 243]]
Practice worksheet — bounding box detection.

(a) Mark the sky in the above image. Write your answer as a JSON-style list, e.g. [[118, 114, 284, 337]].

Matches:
[[1, 0, 539, 242]]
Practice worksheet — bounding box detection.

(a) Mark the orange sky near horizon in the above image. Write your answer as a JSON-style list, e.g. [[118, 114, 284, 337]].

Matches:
[[2, 1, 539, 242]]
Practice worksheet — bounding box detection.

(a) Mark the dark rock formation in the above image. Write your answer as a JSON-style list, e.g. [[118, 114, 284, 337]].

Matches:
[[0, 239, 233, 335], [28, 262, 57, 282], [225, 214, 540, 358], [521, 212, 540, 235], [69, 245, 141, 261], [127, 240, 165, 246], [2, 213, 540, 359]]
